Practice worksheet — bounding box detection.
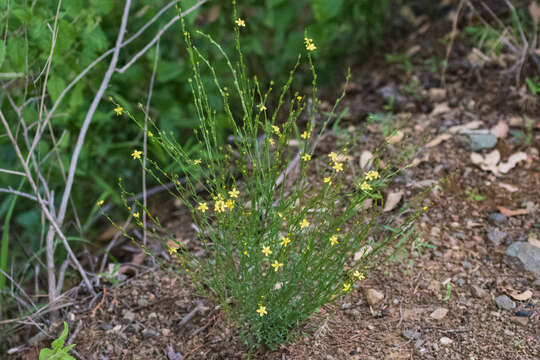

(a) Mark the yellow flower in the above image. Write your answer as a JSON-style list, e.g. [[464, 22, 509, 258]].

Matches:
[[235, 18, 246, 27], [277, 212, 283, 218], [332, 162, 343, 172], [343, 283, 351, 292], [97, 200, 104, 206], [297, 96, 302, 101], [243, 250, 248, 255], [329, 235, 339, 246], [131, 150, 142, 160], [302, 153, 311, 161], [228, 188, 240, 198], [272, 125, 280, 134], [329, 152, 339, 162], [148, 131, 153, 137], [226, 199, 235, 210], [194, 159, 202, 165], [365, 170, 379, 181], [360, 181, 372, 191], [258, 104, 267, 111], [197, 202, 208, 213], [323, 177, 332, 185], [300, 131, 310, 139], [304, 37, 316, 51], [353, 270, 365, 280], [169, 246, 178, 255], [271, 260, 283, 272], [256, 305, 267, 317], [214, 200, 226, 213], [114, 106, 123, 116], [269, 138, 275, 145], [262, 245, 272, 257], [300, 218, 309, 229], [423, 206, 428, 211], [133, 212, 140, 219], [280, 236, 291, 247]]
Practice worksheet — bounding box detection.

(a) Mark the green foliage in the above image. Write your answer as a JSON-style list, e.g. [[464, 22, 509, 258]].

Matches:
[[39, 322, 76, 360], [114, 14, 420, 349], [525, 76, 540, 96], [465, 189, 485, 202]]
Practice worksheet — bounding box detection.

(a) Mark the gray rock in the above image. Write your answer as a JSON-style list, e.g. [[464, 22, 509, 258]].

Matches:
[[376, 85, 407, 105], [100, 322, 113, 331], [461, 261, 472, 269], [403, 329, 421, 340], [137, 298, 149, 307], [495, 295, 516, 310], [414, 339, 424, 349], [487, 227, 507, 245], [471, 285, 487, 298], [505, 242, 540, 276], [489, 213, 507, 224], [459, 130, 497, 151], [142, 328, 158, 339], [123, 310, 136, 322]]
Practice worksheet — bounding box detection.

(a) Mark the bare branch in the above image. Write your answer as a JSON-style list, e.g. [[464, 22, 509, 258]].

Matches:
[[142, 39, 160, 245], [0, 188, 38, 202], [0, 168, 26, 177], [116, 0, 208, 73]]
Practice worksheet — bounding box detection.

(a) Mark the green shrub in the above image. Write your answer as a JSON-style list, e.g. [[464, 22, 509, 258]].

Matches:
[[114, 13, 419, 348], [38, 322, 76, 360]]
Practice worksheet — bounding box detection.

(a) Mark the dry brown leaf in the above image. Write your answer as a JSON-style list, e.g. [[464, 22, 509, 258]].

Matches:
[[496, 206, 528, 217], [498, 182, 518, 192], [498, 152, 527, 173], [360, 150, 374, 168], [428, 88, 446, 102], [386, 130, 404, 144], [508, 116, 524, 127], [430, 307, 449, 320], [448, 120, 482, 134], [507, 289, 533, 301], [430, 102, 450, 116], [528, 236, 540, 248], [490, 121, 509, 138], [426, 133, 452, 147], [384, 191, 404, 212]]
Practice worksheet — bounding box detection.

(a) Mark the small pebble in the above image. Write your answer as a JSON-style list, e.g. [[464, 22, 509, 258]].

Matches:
[[122, 310, 136, 322], [495, 295, 516, 310], [440, 337, 453, 345], [489, 213, 507, 223], [487, 227, 507, 245], [515, 310, 531, 317], [403, 329, 421, 340]]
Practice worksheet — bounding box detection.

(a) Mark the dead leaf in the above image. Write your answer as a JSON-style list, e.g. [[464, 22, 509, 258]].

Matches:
[[407, 44, 421, 57], [507, 289, 533, 301], [498, 152, 527, 173], [430, 307, 448, 320], [384, 191, 404, 212], [528, 236, 540, 248], [426, 133, 452, 147], [131, 252, 147, 266], [448, 120, 482, 134], [430, 102, 450, 116], [490, 121, 509, 138], [496, 206, 528, 217], [508, 116, 524, 127], [354, 245, 373, 261], [428, 88, 446, 102], [360, 150, 374, 168], [386, 130, 404, 144], [498, 182, 518, 192], [470, 150, 501, 175]]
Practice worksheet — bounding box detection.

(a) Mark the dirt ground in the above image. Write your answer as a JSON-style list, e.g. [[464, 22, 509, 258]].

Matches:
[[5, 5, 540, 360]]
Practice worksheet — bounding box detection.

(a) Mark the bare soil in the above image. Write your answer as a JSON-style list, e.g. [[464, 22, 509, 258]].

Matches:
[[6, 6, 540, 360]]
